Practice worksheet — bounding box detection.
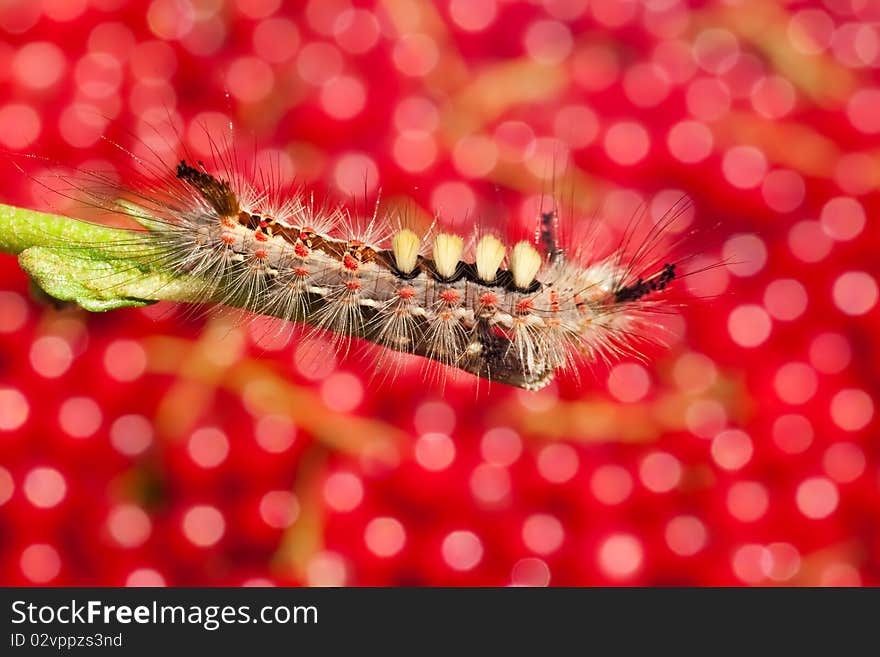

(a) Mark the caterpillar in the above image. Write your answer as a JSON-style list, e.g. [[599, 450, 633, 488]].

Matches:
[[11, 130, 693, 392]]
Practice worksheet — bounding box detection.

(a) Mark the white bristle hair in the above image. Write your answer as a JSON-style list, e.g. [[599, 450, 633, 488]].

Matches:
[[474, 234, 506, 282], [510, 241, 542, 290], [391, 228, 421, 275], [433, 233, 463, 279]]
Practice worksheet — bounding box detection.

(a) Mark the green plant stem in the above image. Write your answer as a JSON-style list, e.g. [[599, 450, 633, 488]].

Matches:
[[0, 202, 200, 311]]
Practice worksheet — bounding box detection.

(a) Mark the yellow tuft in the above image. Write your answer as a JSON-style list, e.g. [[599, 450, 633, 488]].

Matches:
[[433, 233, 464, 279], [510, 241, 542, 289], [391, 229, 421, 275], [474, 234, 507, 283]]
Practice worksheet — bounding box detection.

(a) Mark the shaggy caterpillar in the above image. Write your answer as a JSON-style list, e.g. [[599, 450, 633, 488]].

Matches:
[[11, 133, 690, 391]]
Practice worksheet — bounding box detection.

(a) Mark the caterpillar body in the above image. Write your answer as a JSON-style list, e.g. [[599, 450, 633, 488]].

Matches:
[[18, 136, 690, 392]]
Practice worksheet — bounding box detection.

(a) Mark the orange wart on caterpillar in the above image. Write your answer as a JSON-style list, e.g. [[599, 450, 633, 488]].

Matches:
[[0, 139, 693, 391]]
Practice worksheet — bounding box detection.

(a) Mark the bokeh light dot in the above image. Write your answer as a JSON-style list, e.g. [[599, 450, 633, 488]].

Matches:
[[187, 112, 233, 157], [623, 62, 671, 107], [832, 271, 878, 315], [393, 131, 438, 172], [788, 9, 834, 54], [598, 533, 643, 580], [320, 75, 366, 120], [452, 134, 498, 178], [333, 152, 379, 196], [431, 181, 476, 220], [110, 414, 153, 457], [442, 530, 484, 571], [823, 443, 866, 483], [667, 120, 714, 163], [830, 389, 874, 431], [522, 514, 564, 555], [253, 18, 300, 63], [750, 75, 796, 119], [537, 443, 579, 483], [0, 104, 41, 149], [766, 542, 801, 582], [182, 505, 225, 547], [711, 429, 753, 471], [414, 401, 456, 435], [333, 8, 380, 53], [306, 551, 347, 586], [774, 362, 818, 405], [0, 292, 27, 333], [58, 397, 102, 438], [510, 557, 551, 587], [763, 279, 808, 321], [226, 56, 274, 103], [20, 544, 61, 584], [553, 104, 599, 148], [693, 28, 740, 73], [480, 427, 522, 467], [394, 96, 439, 133], [323, 472, 364, 512], [75, 52, 123, 99], [727, 481, 769, 522], [187, 427, 230, 468], [393, 33, 439, 77], [685, 399, 728, 438], [13, 42, 65, 89], [809, 333, 852, 374], [107, 504, 152, 548], [788, 220, 832, 263], [639, 452, 682, 493], [591, 0, 638, 28], [297, 41, 344, 85], [761, 169, 805, 212], [24, 467, 66, 509], [772, 414, 814, 454], [727, 304, 772, 347], [364, 517, 406, 557], [722, 146, 768, 189], [665, 516, 708, 556], [732, 544, 772, 584], [723, 233, 767, 277], [126, 569, 166, 587], [103, 339, 147, 382], [236, 0, 281, 20], [320, 372, 364, 413], [523, 20, 573, 66], [607, 363, 651, 403], [590, 465, 633, 505], [147, 0, 195, 39], [259, 490, 300, 529], [0, 467, 13, 506], [821, 197, 866, 241], [255, 415, 296, 453], [796, 477, 839, 519], [449, 0, 497, 32], [29, 336, 73, 378], [415, 433, 456, 471], [0, 387, 29, 431], [847, 88, 880, 133], [470, 464, 511, 507], [604, 121, 650, 165], [43, 0, 89, 22]]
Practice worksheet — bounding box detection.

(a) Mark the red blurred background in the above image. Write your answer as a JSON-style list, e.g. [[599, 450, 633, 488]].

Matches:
[[0, 0, 878, 586]]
